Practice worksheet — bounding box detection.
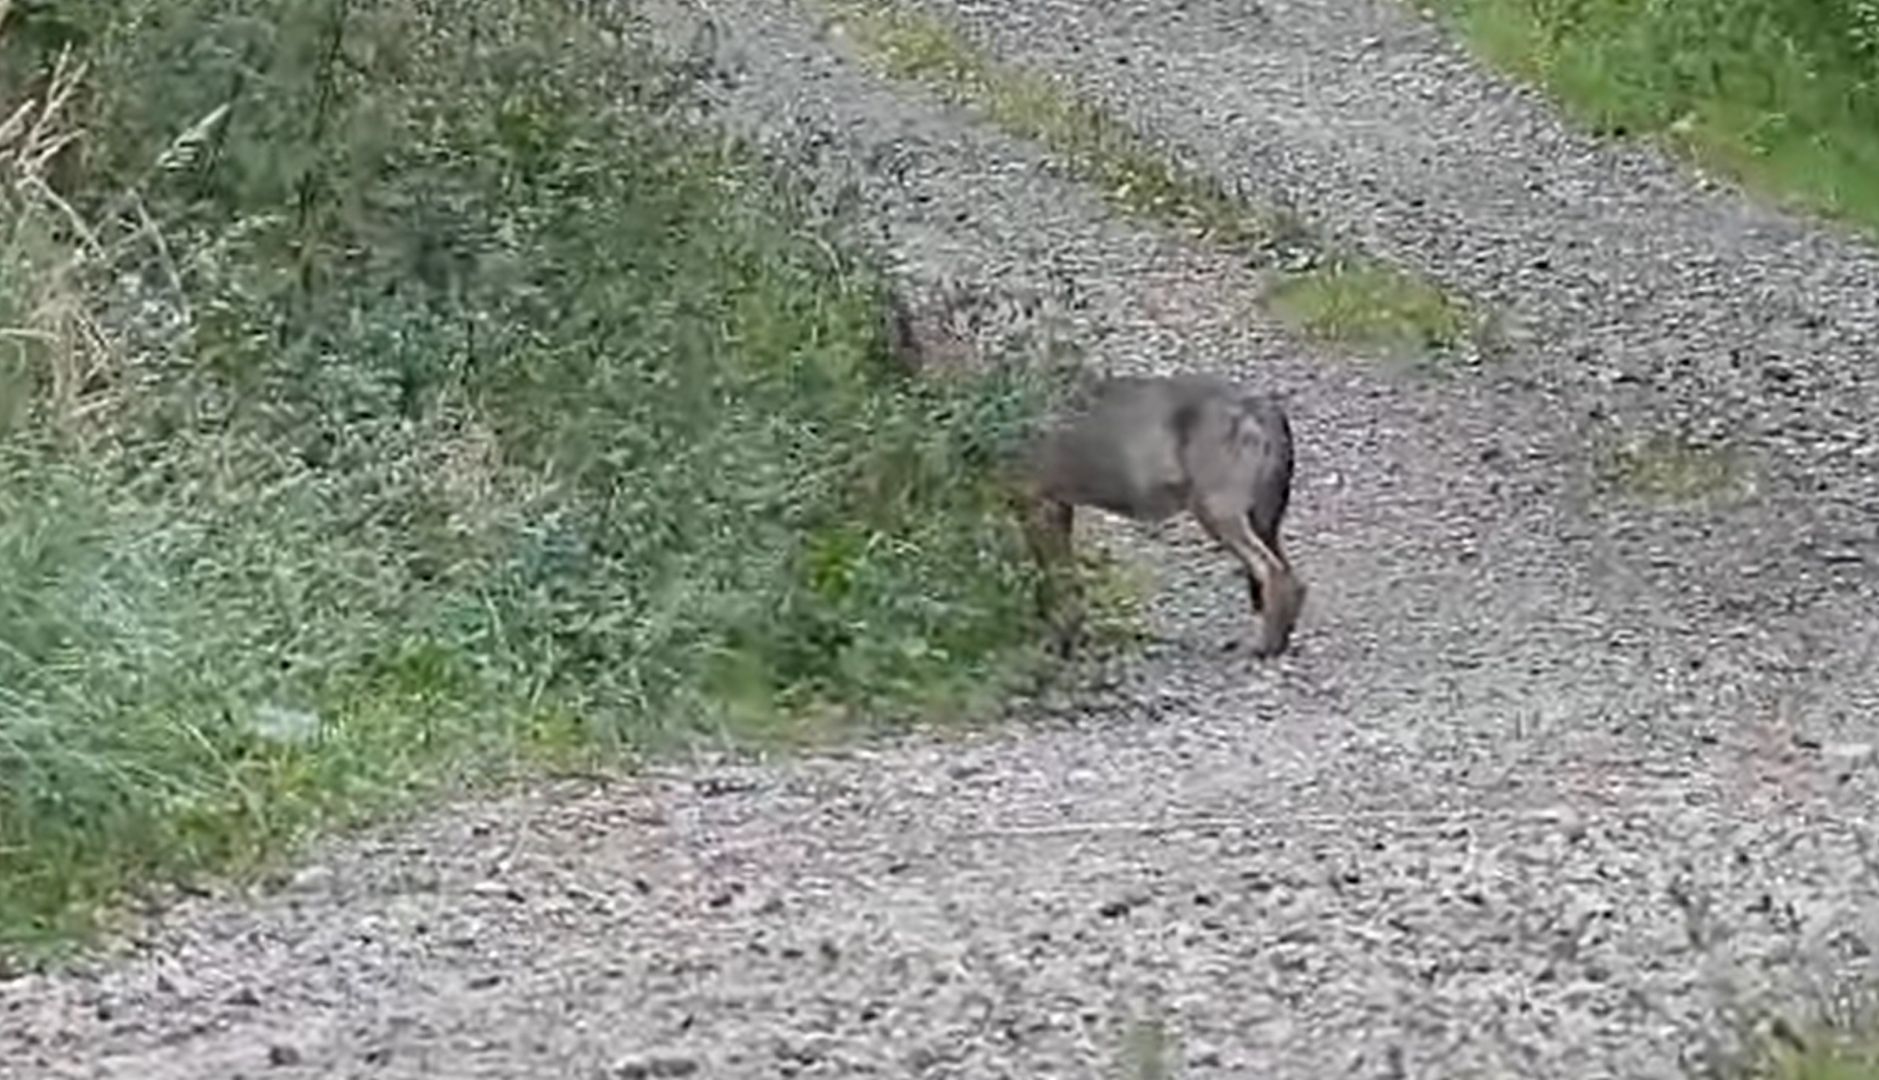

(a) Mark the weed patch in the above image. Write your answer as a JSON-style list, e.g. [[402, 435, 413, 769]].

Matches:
[[0, 0, 1062, 960], [1265, 256, 1473, 356], [1598, 431, 1743, 505]]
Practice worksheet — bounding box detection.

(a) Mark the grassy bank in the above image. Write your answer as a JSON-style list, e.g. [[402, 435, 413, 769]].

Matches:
[[1430, 0, 1879, 233], [0, 0, 1062, 960]]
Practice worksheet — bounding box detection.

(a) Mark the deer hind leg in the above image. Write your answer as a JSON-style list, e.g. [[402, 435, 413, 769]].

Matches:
[[1243, 514, 1286, 613], [1244, 448, 1292, 614], [1192, 495, 1305, 659]]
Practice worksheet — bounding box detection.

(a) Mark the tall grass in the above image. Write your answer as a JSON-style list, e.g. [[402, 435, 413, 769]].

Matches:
[[0, 0, 1059, 959], [1431, 0, 1879, 231]]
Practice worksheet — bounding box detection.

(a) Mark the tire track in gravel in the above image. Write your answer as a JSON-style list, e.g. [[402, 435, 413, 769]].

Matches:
[[4, 0, 1878, 1077]]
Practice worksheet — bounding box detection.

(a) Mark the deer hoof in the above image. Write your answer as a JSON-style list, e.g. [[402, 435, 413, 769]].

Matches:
[[1249, 626, 1292, 660], [1048, 626, 1080, 659]]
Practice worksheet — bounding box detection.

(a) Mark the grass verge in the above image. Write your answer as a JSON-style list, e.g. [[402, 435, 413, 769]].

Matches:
[[820, 0, 1482, 359], [0, 0, 1068, 962], [1427, 0, 1879, 235], [1120, 1010, 1179, 1080]]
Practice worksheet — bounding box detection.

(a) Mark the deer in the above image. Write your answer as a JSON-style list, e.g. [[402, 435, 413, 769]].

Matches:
[[884, 283, 1307, 659], [1016, 372, 1307, 659]]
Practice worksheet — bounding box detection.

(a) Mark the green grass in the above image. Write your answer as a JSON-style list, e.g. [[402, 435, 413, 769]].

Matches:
[[1120, 1011, 1179, 1080], [823, 0, 1479, 359], [1265, 256, 1474, 356], [1429, 0, 1879, 234], [0, 0, 1074, 962], [1598, 430, 1743, 505], [826, 0, 1277, 248], [1762, 1045, 1879, 1080], [1736, 1014, 1879, 1080]]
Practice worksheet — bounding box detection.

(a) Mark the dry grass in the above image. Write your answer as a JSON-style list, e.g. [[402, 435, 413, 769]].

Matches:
[[0, 30, 100, 435], [0, 21, 228, 444]]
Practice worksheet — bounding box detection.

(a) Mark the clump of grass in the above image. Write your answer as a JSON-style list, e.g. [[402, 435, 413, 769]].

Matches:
[[825, 0, 1280, 249], [1600, 431, 1742, 504], [0, 27, 100, 439], [1120, 1012, 1178, 1080], [1758, 1042, 1879, 1080], [0, 0, 1064, 961], [1734, 1013, 1879, 1080], [1264, 255, 1474, 356], [1429, 0, 1879, 233]]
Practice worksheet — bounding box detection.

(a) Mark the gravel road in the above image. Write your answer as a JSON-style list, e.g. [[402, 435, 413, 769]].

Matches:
[[6, 0, 1879, 1076]]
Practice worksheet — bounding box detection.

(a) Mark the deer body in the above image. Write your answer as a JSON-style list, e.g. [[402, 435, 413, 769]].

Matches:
[[1020, 373, 1307, 659]]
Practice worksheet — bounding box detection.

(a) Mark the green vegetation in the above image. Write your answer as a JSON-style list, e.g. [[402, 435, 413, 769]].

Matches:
[[1431, 0, 1879, 233], [1120, 1011, 1179, 1080], [1738, 1015, 1879, 1080], [1265, 256, 1474, 357], [1761, 1044, 1879, 1080], [824, 0, 1479, 360], [0, 0, 1068, 959], [1599, 430, 1742, 504]]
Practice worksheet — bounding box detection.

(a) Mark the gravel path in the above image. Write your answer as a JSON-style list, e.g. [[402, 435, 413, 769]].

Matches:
[[6, 0, 1879, 1076]]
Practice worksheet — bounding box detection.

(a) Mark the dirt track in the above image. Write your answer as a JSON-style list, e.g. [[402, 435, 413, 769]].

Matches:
[[6, 0, 1879, 1076]]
